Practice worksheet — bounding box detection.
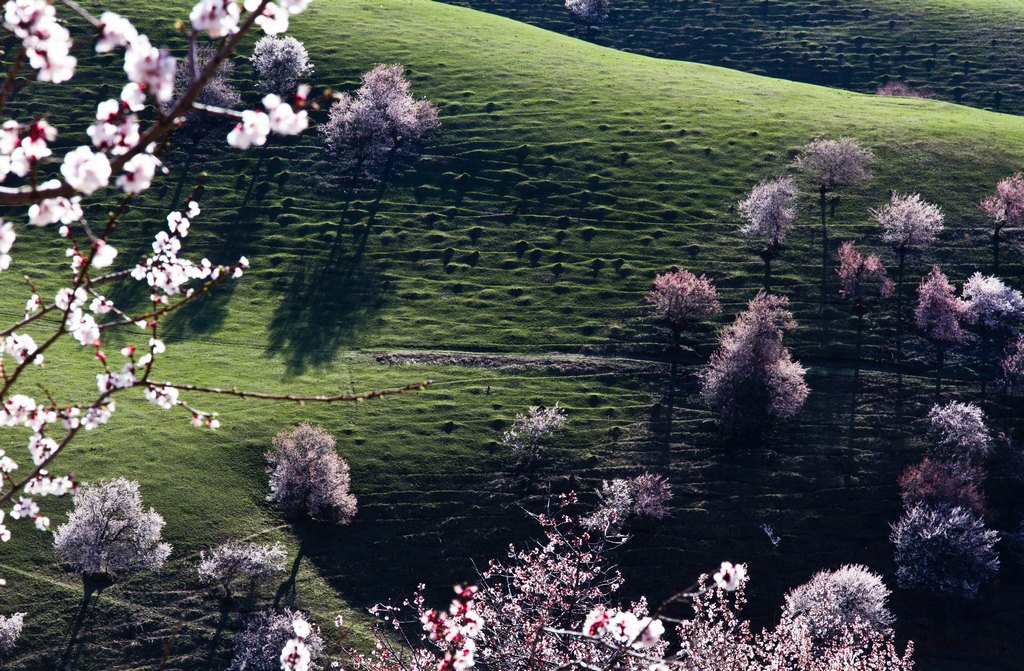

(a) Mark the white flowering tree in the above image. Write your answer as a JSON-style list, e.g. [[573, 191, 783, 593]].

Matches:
[[230, 607, 324, 671], [501, 403, 568, 465], [197, 539, 287, 601], [52, 477, 171, 585], [251, 35, 314, 95], [737, 176, 798, 290]]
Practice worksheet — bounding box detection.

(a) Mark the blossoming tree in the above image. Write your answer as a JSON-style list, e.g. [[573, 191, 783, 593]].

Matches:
[[737, 176, 798, 290]]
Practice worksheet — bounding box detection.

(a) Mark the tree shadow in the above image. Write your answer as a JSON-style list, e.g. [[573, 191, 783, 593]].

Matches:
[[265, 184, 389, 374], [273, 545, 305, 609], [59, 580, 102, 671], [203, 598, 232, 671]]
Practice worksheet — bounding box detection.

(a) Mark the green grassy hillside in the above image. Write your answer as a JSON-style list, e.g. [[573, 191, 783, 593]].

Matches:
[[440, 0, 1024, 114], [0, 0, 1023, 668]]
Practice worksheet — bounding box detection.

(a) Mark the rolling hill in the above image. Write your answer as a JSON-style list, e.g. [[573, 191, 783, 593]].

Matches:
[[440, 0, 1024, 115], [0, 0, 1022, 668]]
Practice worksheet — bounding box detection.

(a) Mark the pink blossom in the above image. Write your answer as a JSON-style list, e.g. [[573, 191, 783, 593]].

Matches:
[[123, 34, 177, 104], [645, 268, 720, 332], [980, 172, 1024, 231], [714, 561, 747, 591], [914, 267, 966, 344], [795, 137, 874, 192], [117, 152, 161, 194], [95, 12, 138, 52]]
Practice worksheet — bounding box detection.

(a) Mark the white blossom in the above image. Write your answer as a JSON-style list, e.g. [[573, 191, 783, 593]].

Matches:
[[227, 109, 270, 148], [190, 0, 240, 38], [60, 146, 112, 195]]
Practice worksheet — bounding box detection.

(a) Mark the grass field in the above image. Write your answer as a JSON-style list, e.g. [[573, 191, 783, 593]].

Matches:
[[439, 0, 1024, 115], [0, 0, 1023, 668]]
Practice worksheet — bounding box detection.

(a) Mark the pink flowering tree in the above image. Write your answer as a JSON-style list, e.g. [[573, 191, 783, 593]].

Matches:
[[737, 176, 798, 290], [230, 607, 324, 671], [914, 268, 966, 385], [794, 137, 873, 240], [700, 292, 808, 434], [267, 423, 358, 525], [891, 504, 999, 599], [836, 241, 894, 313], [197, 539, 288, 602], [320, 64, 439, 187], [961, 272, 1024, 332], [501, 403, 569, 467], [1002, 335, 1024, 392], [52, 478, 171, 588], [644, 268, 721, 351], [340, 499, 913, 671], [980, 173, 1024, 271], [582, 473, 673, 532], [781, 564, 894, 651]]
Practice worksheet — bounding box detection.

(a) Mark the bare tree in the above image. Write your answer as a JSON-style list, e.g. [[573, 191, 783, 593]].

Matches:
[[52, 478, 171, 585], [701, 292, 808, 433], [267, 423, 358, 525], [197, 539, 287, 601]]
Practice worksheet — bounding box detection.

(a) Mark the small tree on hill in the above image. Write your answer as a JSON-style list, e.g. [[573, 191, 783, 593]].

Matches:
[[582, 473, 673, 531], [836, 241, 894, 313], [701, 292, 808, 433], [172, 43, 242, 145], [927, 401, 992, 464], [267, 423, 358, 525], [565, 0, 611, 30], [899, 458, 985, 516], [197, 540, 288, 601], [644, 268, 721, 350], [321, 64, 439, 185], [0, 613, 24, 654], [251, 36, 314, 96], [915, 267, 965, 385], [980, 173, 1024, 271], [53, 478, 171, 586], [875, 192, 944, 299], [795, 137, 873, 239], [961, 272, 1024, 331], [738, 176, 798, 290], [501, 403, 568, 465], [891, 504, 998, 599], [782, 564, 894, 650], [229, 608, 324, 671]]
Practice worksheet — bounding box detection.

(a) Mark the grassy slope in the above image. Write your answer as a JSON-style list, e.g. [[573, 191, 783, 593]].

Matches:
[[439, 0, 1024, 114], [0, 0, 1023, 668]]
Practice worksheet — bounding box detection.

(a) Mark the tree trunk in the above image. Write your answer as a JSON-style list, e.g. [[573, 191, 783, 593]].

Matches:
[[896, 249, 906, 361]]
